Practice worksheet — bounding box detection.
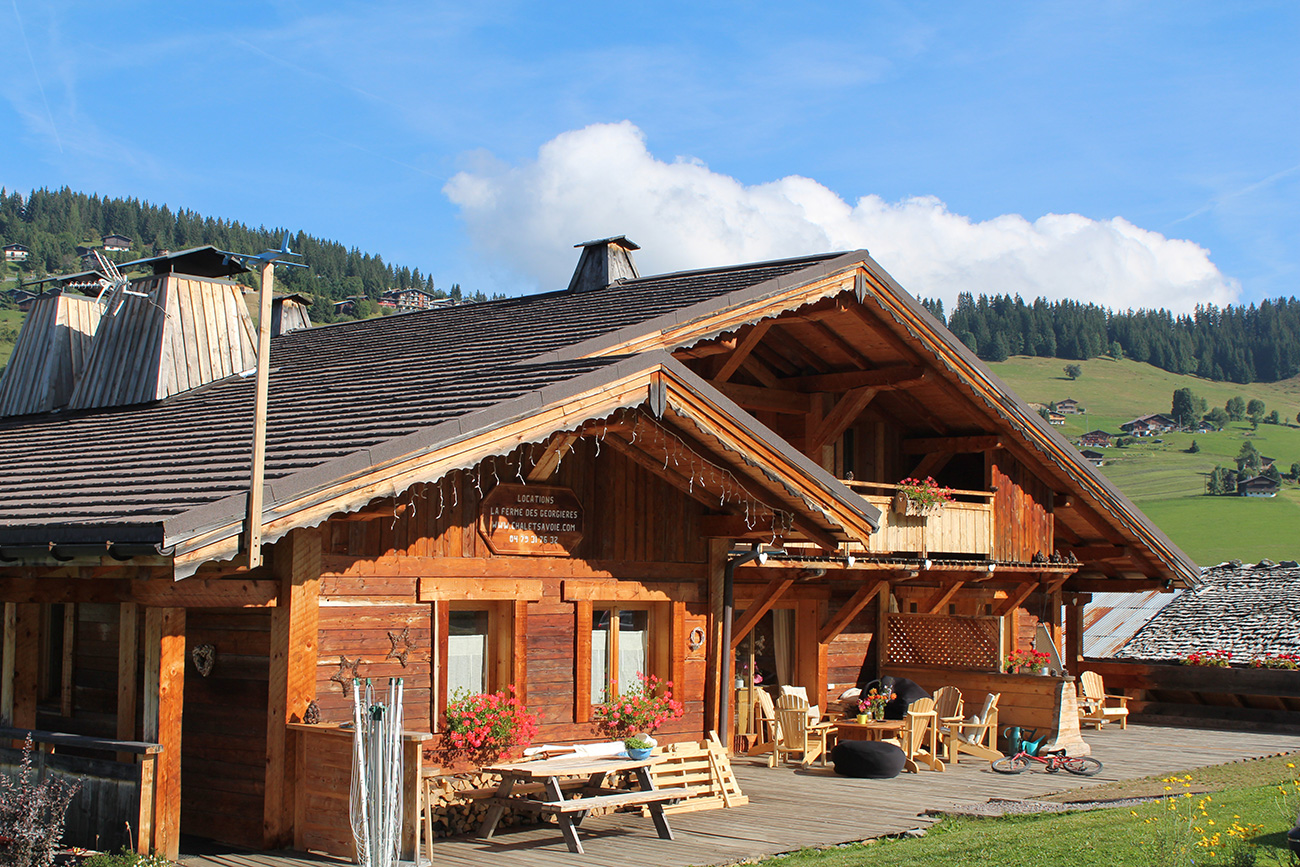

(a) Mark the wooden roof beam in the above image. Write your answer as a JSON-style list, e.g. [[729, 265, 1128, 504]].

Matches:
[[709, 381, 811, 415], [807, 387, 878, 453], [527, 432, 579, 482], [1063, 545, 1131, 562], [714, 321, 772, 384], [810, 321, 875, 369], [780, 365, 928, 394], [818, 579, 887, 644], [731, 577, 795, 650], [994, 582, 1037, 617], [921, 580, 966, 614], [909, 451, 952, 481], [903, 435, 1004, 455]]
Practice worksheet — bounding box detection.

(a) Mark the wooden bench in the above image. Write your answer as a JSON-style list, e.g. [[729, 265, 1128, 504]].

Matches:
[[488, 786, 698, 815]]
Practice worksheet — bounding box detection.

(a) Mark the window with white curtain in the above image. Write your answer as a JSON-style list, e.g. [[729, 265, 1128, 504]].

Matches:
[[448, 609, 489, 696], [591, 607, 649, 703]]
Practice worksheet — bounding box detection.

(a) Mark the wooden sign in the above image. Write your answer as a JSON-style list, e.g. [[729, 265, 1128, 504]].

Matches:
[[479, 484, 584, 556]]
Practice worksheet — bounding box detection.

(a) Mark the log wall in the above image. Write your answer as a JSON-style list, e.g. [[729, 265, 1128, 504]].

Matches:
[[314, 443, 715, 755], [990, 454, 1054, 562]]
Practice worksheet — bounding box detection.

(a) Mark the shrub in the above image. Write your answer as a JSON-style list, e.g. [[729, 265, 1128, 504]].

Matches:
[[593, 673, 684, 740], [0, 735, 80, 867], [442, 686, 539, 760], [79, 849, 172, 867]]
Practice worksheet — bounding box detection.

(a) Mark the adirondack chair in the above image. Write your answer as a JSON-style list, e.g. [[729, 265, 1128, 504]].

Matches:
[[887, 696, 944, 772], [1078, 670, 1129, 730], [771, 693, 834, 767], [931, 686, 963, 760], [944, 692, 1003, 765], [746, 689, 779, 759]]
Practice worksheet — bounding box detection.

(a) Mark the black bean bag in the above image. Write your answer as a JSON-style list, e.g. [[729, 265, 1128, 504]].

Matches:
[[831, 740, 907, 779], [878, 677, 929, 720]]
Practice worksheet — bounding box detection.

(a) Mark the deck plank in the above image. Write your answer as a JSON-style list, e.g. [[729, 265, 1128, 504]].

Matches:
[[179, 724, 1298, 867]]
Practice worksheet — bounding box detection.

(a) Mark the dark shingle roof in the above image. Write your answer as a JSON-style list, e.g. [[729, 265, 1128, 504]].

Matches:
[[0, 252, 846, 536], [1116, 561, 1300, 662]]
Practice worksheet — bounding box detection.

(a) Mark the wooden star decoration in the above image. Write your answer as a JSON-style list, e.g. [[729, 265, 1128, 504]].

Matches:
[[329, 655, 362, 692], [386, 626, 413, 668]]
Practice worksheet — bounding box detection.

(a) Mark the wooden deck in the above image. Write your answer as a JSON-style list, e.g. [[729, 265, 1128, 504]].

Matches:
[[179, 723, 1299, 867]]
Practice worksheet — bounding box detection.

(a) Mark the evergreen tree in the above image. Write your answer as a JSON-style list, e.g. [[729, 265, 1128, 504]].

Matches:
[[1171, 388, 1199, 428]]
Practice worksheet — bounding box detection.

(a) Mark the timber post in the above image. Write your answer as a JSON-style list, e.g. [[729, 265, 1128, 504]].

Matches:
[[265, 528, 322, 848], [143, 606, 185, 860]]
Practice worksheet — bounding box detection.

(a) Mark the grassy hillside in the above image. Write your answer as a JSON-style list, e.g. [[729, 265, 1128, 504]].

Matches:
[[990, 356, 1300, 565], [0, 309, 23, 369]]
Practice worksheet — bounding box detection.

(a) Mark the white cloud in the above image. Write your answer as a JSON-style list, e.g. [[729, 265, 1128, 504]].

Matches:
[[445, 121, 1239, 313]]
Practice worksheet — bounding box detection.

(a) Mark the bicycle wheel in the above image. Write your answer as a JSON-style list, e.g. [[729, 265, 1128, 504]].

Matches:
[[991, 755, 1030, 774], [1061, 756, 1103, 776]]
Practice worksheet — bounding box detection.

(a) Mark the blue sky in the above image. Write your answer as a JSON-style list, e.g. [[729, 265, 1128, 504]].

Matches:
[[2, 2, 1297, 312]]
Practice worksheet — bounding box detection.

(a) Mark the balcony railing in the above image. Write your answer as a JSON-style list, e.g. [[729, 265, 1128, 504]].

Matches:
[[843, 480, 994, 558]]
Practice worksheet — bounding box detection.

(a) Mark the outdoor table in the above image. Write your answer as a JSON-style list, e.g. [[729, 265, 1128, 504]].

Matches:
[[477, 753, 688, 854]]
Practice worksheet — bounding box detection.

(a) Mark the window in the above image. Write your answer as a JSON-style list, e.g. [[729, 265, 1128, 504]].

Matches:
[[590, 607, 649, 703], [447, 609, 489, 696]]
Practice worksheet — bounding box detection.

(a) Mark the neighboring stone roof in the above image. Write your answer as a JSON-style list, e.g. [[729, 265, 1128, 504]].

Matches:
[[1116, 561, 1300, 662]]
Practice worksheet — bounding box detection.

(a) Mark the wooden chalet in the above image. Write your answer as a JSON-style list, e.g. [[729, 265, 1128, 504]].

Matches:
[[3, 243, 29, 262], [1056, 398, 1081, 414], [1121, 414, 1176, 437], [0, 240, 1198, 858], [1079, 429, 1113, 448], [1237, 474, 1280, 497], [101, 234, 133, 252]]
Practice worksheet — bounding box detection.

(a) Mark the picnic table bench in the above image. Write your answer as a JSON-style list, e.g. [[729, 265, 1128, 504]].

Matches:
[[477, 754, 697, 854]]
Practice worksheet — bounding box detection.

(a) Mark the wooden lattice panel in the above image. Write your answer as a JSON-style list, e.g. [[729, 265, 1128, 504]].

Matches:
[[886, 614, 1000, 669]]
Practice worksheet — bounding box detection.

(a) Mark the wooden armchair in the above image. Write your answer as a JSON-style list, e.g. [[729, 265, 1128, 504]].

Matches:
[[933, 686, 963, 733], [1078, 670, 1129, 730], [771, 693, 834, 768], [746, 689, 778, 759], [944, 692, 1002, 765], [889, 697, 944, 772]]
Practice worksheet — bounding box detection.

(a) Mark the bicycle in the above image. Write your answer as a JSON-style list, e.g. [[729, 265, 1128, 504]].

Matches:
[[991, 748, 1103, 776]]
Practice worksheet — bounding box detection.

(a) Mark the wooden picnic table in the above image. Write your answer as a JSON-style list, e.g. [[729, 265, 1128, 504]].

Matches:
[[477, 753, 692, 854]]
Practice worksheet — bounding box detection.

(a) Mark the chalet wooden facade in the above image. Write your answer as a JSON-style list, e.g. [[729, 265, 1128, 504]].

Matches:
[[0, 241, 1198, 858]]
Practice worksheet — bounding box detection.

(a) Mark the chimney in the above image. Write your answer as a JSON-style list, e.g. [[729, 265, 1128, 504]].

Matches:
[[566, 236, 640, 292], [66, 272, 258, 412], [0, 292, 102, 417]]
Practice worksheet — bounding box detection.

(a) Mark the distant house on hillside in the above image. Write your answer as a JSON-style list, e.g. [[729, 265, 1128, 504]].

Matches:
[[1057, 398, 1082, 414], [1047, 411, 1066, 426], [380, 287, 448, 312], [1121, 414, 1176, 437], [101, 234, 133, 252], [3, 244, 29, 262], [1238, 475, 1280, 498], [1079, 430, 1113, 448], [1080, 448, 1106, 467]]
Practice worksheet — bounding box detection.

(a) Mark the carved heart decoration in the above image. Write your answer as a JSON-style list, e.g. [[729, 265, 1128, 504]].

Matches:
[[191, 643, 216, 677]]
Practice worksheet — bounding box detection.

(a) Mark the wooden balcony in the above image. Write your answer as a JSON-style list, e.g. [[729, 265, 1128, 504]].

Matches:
[[845, 481, 994, 558]]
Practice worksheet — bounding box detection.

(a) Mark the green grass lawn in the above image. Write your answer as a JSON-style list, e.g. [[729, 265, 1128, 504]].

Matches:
[[0, 308, 24, 370], [764, 754, 1300, 867], [990, 357, 1300, 565]]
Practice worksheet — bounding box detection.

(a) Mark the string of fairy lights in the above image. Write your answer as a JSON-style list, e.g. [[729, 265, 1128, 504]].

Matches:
[[389, 407, 799, 548]]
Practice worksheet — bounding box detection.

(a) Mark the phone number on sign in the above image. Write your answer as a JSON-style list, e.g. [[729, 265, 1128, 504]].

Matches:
[[508, 533, 559, 545]]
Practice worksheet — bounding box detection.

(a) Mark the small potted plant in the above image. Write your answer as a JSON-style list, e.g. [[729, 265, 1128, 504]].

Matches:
[[623, 735, 656, 760], [893, 477, 954, 517]]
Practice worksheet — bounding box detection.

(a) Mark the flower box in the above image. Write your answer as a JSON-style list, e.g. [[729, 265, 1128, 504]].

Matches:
[[893, 493, 945, 517]]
